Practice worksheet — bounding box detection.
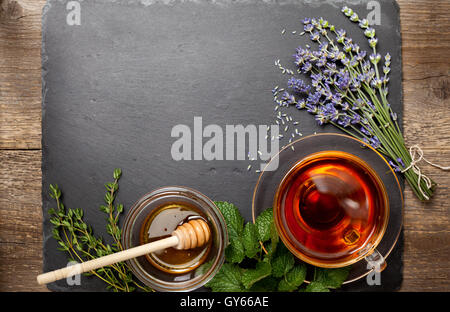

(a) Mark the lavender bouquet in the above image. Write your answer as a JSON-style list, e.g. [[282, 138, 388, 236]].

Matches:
[[272, 6, 436, 201]]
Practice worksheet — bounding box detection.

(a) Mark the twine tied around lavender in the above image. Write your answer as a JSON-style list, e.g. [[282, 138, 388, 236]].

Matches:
[[401, 145, 450, 200]]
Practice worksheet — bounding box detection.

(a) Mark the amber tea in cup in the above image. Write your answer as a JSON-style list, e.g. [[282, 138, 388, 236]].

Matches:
[[274, 151, 389, 268]]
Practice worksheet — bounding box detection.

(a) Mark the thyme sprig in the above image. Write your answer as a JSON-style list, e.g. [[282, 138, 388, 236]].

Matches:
[[48, 169, 152, 292]]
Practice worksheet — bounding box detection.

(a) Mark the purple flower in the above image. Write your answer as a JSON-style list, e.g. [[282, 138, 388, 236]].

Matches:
[[336, 71, 351, 90], [352, 98, 364, 110], [341, 101, 350, 111], [370, 136, 381, 149], [316, 56, 327, 67], [370, 53, 381, 64], [315, 113, 327, 125], [306, 91, 322, 106], [371, 78, 382, 88], [301, 62, 313, 73], [287, 77, 311, 94], [296, 99, 306, 110], [390, 111, 397, 121], [319, 42, 329, 51], [306, 104, 318, 114], [304, 23, 314, 32], [349, 58, 359, 68], [322, 87, 333, 100], [369, 37, 378, 48], [360, 126, 372, 136], [351, 78, 361, 91], [303, 17, 312, 25], [389, 160, 401, 173], [312, 51, 323, 58], [351, 114, 361, 124], [337, 114, 352, 127], [336, 29, 346, 37], [310, 31, 320, 42], [359, 18, 369, 29], [323, 103, 339, 121], [331, 93, 342, 105], [356, 51, 367, 61], [280, 91, 296, 105], [397, 158, 405, 168], [364, 27, 376, 38]]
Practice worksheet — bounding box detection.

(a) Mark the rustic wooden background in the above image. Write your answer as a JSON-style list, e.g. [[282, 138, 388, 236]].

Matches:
[[0, 0, 448, 291]]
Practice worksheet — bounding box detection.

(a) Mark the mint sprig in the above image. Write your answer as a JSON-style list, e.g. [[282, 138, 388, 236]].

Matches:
[[206, 201, 350, 292]]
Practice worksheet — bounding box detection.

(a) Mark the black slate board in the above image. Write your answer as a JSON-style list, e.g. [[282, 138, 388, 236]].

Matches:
[[42, 0, 403, 291]]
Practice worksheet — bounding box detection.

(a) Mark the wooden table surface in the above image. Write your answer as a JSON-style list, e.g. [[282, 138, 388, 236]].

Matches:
[[0, 0, 449, 292]]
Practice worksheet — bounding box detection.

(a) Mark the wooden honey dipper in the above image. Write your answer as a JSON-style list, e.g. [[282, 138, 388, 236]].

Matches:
[[37, 218, 211, 285]]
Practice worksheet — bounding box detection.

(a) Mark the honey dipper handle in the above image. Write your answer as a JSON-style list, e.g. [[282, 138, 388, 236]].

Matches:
[[37, 235, 179, 285]]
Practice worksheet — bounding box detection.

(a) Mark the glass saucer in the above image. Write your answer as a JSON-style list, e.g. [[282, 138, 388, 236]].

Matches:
[[251, 133, 403, 284]]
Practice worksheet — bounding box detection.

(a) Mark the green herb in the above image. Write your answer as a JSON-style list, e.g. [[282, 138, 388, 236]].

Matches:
[[48, 169, 152, 292], [48, 172, 349, 292], [205, 202, 350, 292]]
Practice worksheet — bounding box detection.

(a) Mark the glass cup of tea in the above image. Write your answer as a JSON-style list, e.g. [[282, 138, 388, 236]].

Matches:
[[121, 186, 228, 291], [273, 150, 389, 271]]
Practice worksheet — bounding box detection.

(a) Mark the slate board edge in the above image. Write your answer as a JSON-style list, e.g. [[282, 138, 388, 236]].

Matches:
[[40, 0, 404, 292]]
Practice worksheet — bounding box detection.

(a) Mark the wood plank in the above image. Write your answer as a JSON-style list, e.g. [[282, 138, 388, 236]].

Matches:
[[0, 0, 44, 150], [0, 150, 47, 291]]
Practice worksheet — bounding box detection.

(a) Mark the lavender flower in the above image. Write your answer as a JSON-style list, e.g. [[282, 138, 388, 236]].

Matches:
[[296, 99, 306, 110], [389, 160, 401, 173], [364, 28, 376, 38], [370, 136, 381, 149], [306, 91, 322, 106], [360, 126, 372, 136], [336, 71, 351, 90], [271, 6, 436, 201], [397, 158, 405, 168], [359, 18, 369, 29], [322, 103, 339, 121], [280, 91, 296, 105], [304, 23, 314, 32], [306, 104, 318, 114], [310, 31, 320, 42], [338, 114, 352, 127], [287, 77, 311, 94], [315, 112, 327, 125], [301, 62, 313, 73], [370, 53, 381, 65], [351, 114, 361, 124]]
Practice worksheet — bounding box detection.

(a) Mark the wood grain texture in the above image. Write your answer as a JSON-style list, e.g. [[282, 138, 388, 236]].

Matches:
[[0, 0, 448, 291]]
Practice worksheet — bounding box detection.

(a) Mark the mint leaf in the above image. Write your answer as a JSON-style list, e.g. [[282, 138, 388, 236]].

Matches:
[[249, 276, 279, 292], [241, 261, 272, 289], [271, 243, 295, 278], [215, 201, 244, 237], [303, 281, 330, 292], [242, 222, 260, 258], [206, 263, 244, 292], [215, 201, 246, 263], [278, 264, 307, 291], [278, 279, 296, 292], [255, 207, 274, 242], [225, 236, 245, 263], [314, 266, 351, 289]]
